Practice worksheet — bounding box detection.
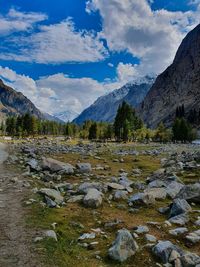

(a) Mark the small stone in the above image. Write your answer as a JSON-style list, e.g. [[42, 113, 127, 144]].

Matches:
[[134, 225, 149, 234], [169, 227, 188, 236], [78, 233, 96, 240], [145, 234, 157, 243], [45, 230, 57, 241]]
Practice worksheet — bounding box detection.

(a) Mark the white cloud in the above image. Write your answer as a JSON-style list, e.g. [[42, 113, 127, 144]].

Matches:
[[0, 15, 108, 63], [0, 64, 137, 119], [117, 62, 139, 82], [86, 0, 200, 75], [0, 8, 47, 35]]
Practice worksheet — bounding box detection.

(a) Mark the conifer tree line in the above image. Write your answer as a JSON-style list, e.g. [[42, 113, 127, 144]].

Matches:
[[0, 101, 198, 143], [0, 113, 113, 139], [172, 104, 198, 142]]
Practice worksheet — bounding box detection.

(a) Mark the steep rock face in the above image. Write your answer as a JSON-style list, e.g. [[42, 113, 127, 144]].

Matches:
[[0, 79, 61, 122], [74, 77, 154, 124], [140, 24, 200, 128]]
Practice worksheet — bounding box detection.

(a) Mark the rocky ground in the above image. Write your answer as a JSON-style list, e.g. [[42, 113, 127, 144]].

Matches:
[[1, 138, 200, 267]]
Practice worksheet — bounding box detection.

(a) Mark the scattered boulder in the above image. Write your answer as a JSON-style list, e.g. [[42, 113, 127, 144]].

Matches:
[[169, 227, 188, 236], [27, 158, 40, 171], [145, 234, 157, 243], [42, 157, 74, 174], [78, 182, 105, 194], [108, 229, 138, 262], [134, 225, 149, 234], [180, 252, 200, 266], [186, 230, 200, 244], [54, 183, 73, 192], [152, 241, 184, 264], [39, 188, 64, 205], [176, 183, 200, 203], [166, 181, 184, 199], [45, 196, 57, 208], [129, 192, 155, 206], [113, 190, 128, 200], [76, 163, 92, 173], [169, 199, 191, 218], [168, 213, 189, 226], [83, 188, 103, 208], [67, 195, 84, 203], [107, 182, 125, 191], [144, 188, 167, 200]]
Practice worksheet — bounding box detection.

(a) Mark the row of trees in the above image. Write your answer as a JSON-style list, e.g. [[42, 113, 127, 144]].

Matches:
[[0, 102, 198, 143]]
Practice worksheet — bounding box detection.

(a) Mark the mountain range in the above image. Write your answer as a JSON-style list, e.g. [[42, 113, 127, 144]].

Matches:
[[74, 76, 155, 124]]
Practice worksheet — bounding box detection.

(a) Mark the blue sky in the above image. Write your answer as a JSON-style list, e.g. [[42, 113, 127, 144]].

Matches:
[[0, 0, 199, 120]]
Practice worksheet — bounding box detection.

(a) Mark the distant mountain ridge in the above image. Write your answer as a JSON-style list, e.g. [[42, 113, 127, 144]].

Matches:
[[140, 24, 200, 128], [54, 110, 79, 122], [74, 76, 155, 124], [0, 79, 62, 122]]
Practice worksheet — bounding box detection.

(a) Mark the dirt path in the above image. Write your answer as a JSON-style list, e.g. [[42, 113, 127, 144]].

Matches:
[[0, 143, 41, 267]]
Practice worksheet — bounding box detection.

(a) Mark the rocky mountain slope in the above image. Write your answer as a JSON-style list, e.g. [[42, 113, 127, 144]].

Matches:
[[0, 79, 61, 122], [74, 76, 154, 124], [140, 24, 200, 128]]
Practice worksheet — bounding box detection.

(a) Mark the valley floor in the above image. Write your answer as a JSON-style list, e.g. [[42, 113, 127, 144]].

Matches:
[[0, 139, 200, 266]]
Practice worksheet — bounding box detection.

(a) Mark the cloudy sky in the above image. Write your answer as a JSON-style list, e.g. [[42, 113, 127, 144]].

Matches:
[[0, 0, 200, 120]]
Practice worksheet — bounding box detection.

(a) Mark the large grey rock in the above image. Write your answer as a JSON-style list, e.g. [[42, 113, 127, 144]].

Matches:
[[169, 227, 188, 236], [166, 181, 184, 199], [42, 157, 74, 174], [83, 188, 102, 208], [152, 241, 184, 264], [144, 188, 167, 200], [67, 195, 84, 203], [148, 180, 167, 188], [27, 158, 40, 171], [180, 253, 200, 267], [76, 163, 92, 173], [39, 188, 64, 205], [129, 192, 155, 205], [168, 213, 189, 225], [176, 183, 200, 203], [54, 183, 73, 192], [114, 190, 128, 200], [78, 182, 105, 194], [45, 196, 57, 208], [108, 229, 138, 262], [169, 199, 191, 218], [186, 230, 200, 244], [107, 182, 125, 190]]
